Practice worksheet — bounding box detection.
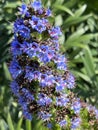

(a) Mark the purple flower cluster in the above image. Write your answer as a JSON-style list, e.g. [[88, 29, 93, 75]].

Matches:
[[71, 117, 81, 130], [29, 16, 48, 33], [9, 0, 98, 129]]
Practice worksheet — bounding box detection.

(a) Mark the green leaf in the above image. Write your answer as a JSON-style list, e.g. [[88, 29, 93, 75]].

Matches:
[[7, 113, 14, 130], [64, 0, 78, 8], [65, 28, 88, 43], [64, 14, 92, 28], [81, 47, 95, 77], [16, 117, 23, 130], [65, 42, 88, 49], [53, 5, 74, 16], [55, 15, 63, 26], [0, 119, 8, 130], [4, 2, 21, 8], [3, 62, 12, 81], [26, 120, 31, 130], [65, 33, 98, 47], [73, 34, 98, 43], [75, 71, 92, 83], [74, 4, 87, 17]]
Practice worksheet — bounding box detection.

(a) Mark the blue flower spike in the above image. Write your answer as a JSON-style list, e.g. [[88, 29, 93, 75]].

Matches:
[[9, 0, 98, 129]]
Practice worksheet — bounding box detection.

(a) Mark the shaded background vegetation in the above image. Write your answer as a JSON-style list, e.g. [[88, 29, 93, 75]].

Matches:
[[0, 0, 98, 129]]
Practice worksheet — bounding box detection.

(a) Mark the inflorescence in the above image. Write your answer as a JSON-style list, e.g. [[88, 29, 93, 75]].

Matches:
[[9, 0, 98, 129]]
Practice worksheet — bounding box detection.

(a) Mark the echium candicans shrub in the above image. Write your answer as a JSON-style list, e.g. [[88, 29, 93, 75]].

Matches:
[[9, 0, 98, 129]]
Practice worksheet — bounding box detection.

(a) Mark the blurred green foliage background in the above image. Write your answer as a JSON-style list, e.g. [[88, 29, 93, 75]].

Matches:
[[0, 0, 98, 129]]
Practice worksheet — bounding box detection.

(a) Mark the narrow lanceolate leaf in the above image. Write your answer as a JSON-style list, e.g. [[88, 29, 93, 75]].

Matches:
[[7, 113, 14, 130], [4, 2, 21, 8], [64, 14, 92, 28], [53, 5, 74, 16], [0, 119, 8, 130], [64, 0, 78, 8], [16, 117, 23, 130], [3, 62, 12, 81], [65, 42, 88, 50], [26, 120, 31, 130], [85, 48, 95, 75], [75, 71, 92, 83], [81, 47, 95, 78], [65, 28, 88, 44], [74, 4, 87, 17], [66, 33, 98, 44]]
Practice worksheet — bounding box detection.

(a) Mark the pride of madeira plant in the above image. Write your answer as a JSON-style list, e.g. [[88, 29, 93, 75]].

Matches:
[[9, 0, 98, 129]]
